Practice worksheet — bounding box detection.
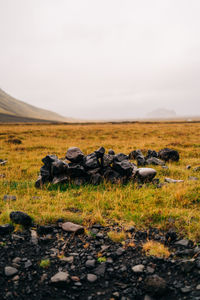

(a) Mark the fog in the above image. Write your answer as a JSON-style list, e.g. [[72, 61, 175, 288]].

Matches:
[[0, 0, 200, 119]]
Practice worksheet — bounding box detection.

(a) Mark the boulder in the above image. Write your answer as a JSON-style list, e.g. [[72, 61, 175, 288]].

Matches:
[[158, 148, 179, 162], [51, 160, 68, 176], [129, 150, 146, 166], [146, 150, 158, 158], [68, 163, 86, 178], [113, 160, 133, 176], [73, 177, 87, 186], [114, 153, 129, 162], [104, 168, 121, 183], [90, 173, 103, 185], [10, 211, 32, 227], [137, 168, 157, 182], [52, 175, 68, 185], [84, 153, 99, 169], [95, 147, 105, 158], [102, 154, 114, 168], [146, 157, 165, 166], [108, 149, 115, 155], [42, 155, 58, 166], [66, 147, 84, 163], [40, 165, 51, 181]]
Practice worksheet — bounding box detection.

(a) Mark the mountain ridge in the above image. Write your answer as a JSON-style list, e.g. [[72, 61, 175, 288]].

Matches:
[[0, 88, 73, 122]]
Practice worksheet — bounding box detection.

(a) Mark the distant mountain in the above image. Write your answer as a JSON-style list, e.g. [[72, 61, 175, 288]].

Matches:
[[0, 88, 73, 122], [146, 108, 177, 119]]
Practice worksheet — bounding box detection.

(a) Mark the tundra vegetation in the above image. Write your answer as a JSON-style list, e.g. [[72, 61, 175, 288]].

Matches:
[[0, 122, 199, 240]]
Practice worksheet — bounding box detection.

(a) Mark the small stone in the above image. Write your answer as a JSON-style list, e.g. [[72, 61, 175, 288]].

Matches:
[[116, 247, 125, 256], [12, 257, 21, 264], [31, 230, 38, 245], [181, 286, 192, 293], [86, 260, 95, 268], [145, 275, 167, 296], [181, 259, 195, 273], [87, 273, 97, 283], [12, 275, 19, 281], [165, 177, 184, 183], [3, 195, 16, 201], [25, 260, 32, 269], [71, 276, 80, 282], [188, 176, 198, 181], [61, 222, 84, 234], [5, 266, 18, 277], [50, 271, 70, 285], [112, 291, 120, 298], [94, 263, 106, 276], [194, 166, 200, 172], [175, 239, 189, 247], [196, 284, 200, 290], [60, 256, 74, 263], [132, 264, 145, 273], [146, 266, 155, 274]]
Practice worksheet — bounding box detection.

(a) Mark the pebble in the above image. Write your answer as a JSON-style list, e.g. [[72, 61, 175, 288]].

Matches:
[[85, 260, 95, 268], [132, 264, 145, 273], [175, 239, 189, 247], [5, 266, 18, 277], [87, 274, 97, 283], [50, 271, 70, 285], [3, 195, 16, 201]]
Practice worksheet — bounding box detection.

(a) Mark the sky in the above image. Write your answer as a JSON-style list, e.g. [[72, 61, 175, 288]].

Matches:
[[0, 0, 200, 119]]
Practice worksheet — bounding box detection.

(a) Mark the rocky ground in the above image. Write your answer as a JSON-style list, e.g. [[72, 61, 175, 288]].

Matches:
[[1, 221, 200, 300]]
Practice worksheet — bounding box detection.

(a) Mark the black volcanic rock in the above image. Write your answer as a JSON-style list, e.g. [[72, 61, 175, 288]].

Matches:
[[95, 147, 105, 158], [158, 148, 179, 162], [114, 153, 129, 162], [113, 160, 133, 176], [66, 147, 84, 163], [0, 224, 14, 235], [10, 211, 32, 227], [68, 163, 86, 178], [42, 155, 58, 166], [84, 153, 99, 169], [51, 160, 68, 176]]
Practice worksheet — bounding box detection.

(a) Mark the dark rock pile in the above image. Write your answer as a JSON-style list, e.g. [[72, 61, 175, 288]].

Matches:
[[35, 147, 179, 188]]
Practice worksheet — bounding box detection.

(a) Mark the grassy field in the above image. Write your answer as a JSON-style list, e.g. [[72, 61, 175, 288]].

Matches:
[[0, 122, 199, 240]]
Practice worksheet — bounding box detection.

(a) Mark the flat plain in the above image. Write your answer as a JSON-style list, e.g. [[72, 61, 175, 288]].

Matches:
[[0, 122, 199, 240]]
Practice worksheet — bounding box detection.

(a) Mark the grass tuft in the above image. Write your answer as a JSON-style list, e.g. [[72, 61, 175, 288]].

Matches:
[[107, 230, 126, 243], [142, 240, 170, 258]]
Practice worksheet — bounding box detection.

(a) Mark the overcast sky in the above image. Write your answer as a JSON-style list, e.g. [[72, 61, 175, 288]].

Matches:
[[0, 0, 200, 119]]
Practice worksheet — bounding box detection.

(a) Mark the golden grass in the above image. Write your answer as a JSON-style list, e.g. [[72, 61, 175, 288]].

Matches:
[[107, 230, 126, 243], [0, 122, 200, 240], [142, 240, 170, 258]]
